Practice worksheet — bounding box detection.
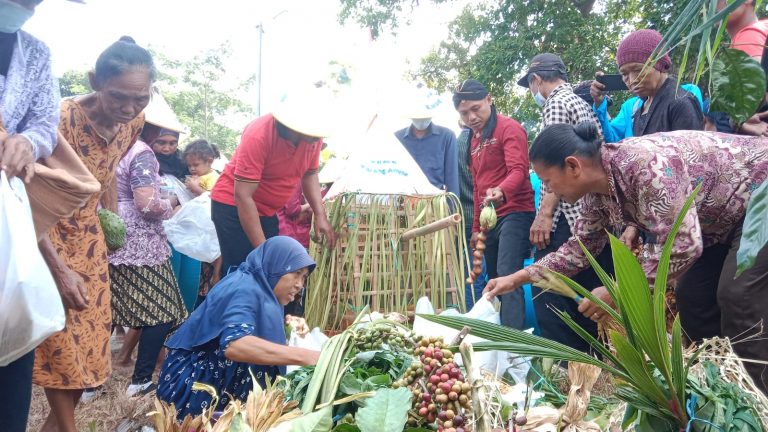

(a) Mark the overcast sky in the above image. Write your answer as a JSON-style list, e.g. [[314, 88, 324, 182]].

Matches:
[[25, 0, 470, 154]]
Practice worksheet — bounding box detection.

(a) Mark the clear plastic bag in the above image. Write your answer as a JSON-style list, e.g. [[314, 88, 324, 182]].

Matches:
[[0, 172, 65, 366], [159, 174, 194, 206], [162, 193, 221, 262]]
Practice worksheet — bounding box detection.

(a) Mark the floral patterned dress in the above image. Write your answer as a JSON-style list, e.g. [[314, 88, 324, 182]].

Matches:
[[33, 99, 144, 389], [157, 323, 279, 419], [529, 131, 768, 284]]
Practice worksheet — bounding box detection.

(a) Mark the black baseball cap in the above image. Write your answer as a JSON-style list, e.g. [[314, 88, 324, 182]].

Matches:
[[517, 53, 567, 88]]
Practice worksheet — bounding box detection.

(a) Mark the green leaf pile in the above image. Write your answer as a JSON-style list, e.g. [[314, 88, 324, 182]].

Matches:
[[355, 388, 412, 432]]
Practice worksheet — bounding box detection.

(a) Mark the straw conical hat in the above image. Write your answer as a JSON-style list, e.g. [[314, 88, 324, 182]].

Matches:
[[143, 89, 186, 134], [272, 86, 335, 138]]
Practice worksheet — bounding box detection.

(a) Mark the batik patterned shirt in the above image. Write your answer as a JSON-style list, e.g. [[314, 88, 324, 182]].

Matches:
[[109, 140, 174, 266], [540, 83, 603, 232], [0, 31, 59, 160], [529, 131, 768, 285]]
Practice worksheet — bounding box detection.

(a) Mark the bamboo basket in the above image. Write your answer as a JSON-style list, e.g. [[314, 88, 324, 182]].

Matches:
[[305, 192, 468, 331]]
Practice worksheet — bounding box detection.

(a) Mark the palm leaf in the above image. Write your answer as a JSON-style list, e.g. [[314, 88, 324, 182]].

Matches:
[[548, 270, 623, 326], [671, 316, 686, 406], [615, 386, 676, 423], [417, 314, 628, 379], [552, 308, 622, 366], [609, 331, 671, 411], [575, 237, 619, 299], [608, 235, 669, 371], [471, 342, 624, 378]]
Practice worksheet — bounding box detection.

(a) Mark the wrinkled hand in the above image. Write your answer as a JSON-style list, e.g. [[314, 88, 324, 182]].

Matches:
[[0, 134, 35, 183], [483, 269, 529, 300], [314, 214, 336, 248], [483, 187, 504, 206], [590, 72, 607, 107], [738, 111, 768, 136], [53, 266, 89, 311], [577, 286, 614, 322], [529, 213, 553, 250], [619, 225, 640, 249]]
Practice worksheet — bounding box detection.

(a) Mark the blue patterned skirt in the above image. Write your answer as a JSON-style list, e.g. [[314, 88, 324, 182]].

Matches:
[[156, 324, 280, 419]]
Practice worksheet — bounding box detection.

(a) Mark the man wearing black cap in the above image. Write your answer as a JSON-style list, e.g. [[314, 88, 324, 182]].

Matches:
[[453, 79, 534, 329], [518, 53, 610, 353]]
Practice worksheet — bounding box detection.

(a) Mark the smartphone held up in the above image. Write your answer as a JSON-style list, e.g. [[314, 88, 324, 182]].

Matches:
[[596, 73, 628, 92]]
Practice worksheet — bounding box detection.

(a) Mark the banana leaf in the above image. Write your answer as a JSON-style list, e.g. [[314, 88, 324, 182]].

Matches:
[[736, 180, 768, 277], [710, 48, 767, 124]]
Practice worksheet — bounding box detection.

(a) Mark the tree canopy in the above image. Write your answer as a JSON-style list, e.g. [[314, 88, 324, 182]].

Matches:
[[152, 44, 255, 157], [338, 0, 764, 130]]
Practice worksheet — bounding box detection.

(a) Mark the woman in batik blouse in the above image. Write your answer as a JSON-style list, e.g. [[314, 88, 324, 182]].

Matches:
[[108, 137, 187, 398], [485, 122, 768, 393]]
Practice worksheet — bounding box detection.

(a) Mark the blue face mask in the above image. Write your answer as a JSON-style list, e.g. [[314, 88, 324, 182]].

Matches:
[[0, 0, 34, 33], [533, 91, 546, 107]]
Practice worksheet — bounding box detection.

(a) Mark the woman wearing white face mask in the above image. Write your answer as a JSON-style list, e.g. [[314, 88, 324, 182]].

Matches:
[[0, 0, 61, 181], [0, 1, 81, 431]]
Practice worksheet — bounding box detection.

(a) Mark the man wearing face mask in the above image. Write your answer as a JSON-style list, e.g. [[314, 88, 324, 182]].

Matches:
[[517, 53, 611, 353], [394, 101, 459, 196]]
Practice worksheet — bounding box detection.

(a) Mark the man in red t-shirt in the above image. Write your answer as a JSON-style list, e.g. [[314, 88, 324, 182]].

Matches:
[[716, 0, 768, 136], [452, 79, 535, 329], [719, 0, 768, 60], [210, 92, 335, 278]]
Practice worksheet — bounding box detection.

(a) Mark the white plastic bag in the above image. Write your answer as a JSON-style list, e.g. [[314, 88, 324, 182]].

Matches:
[[286, 327, 328, 373], [0, 172, 65, 366], [163, 193, 220, 262]]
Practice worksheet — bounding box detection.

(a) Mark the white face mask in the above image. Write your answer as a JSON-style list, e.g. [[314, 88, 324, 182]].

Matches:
[[411, 119, 432, 131], [0, 0, 34, 33]]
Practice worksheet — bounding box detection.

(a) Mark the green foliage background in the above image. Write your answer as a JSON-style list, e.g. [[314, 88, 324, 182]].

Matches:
[[58, 44, 255, 158], [339, 0, 768, 132]]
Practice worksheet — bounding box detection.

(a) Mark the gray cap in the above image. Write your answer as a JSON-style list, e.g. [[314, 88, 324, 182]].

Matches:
[[517, 53, 567, 88]]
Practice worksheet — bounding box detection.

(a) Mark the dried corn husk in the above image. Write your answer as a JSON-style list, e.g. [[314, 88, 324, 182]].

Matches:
[[560, 363, 602, 432], [521, 406, 561, 431], [522, 363, 602, 432], [149, 376, 301, 432]]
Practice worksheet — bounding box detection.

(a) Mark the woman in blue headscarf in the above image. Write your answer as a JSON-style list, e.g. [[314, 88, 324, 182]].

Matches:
[[156, 236, 321, 418]]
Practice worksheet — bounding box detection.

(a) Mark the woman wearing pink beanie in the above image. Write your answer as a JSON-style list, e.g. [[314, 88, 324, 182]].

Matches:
[[594, 29, 705, 287], [600, 29, 704, 137]]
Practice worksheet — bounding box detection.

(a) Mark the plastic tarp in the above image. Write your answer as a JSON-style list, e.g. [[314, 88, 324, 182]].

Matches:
[[324, 128, 444, 199]]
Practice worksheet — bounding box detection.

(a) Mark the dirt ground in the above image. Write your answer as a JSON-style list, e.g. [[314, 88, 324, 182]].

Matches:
[[27, 345, 156, 432], [25, 344, 616, 431]]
